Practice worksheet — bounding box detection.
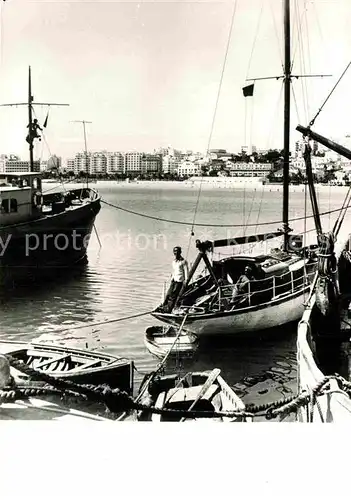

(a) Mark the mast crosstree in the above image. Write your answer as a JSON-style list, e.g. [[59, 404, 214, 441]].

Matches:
[[0, 66, 69, 172]]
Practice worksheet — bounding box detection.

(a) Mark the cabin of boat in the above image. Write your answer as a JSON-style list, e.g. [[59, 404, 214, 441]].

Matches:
[[158, 240, 317, 318], [0, 171, 100, 228], [0, 172, 45, 225]]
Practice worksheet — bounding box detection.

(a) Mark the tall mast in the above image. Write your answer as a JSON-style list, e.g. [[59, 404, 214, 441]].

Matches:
[[283, 0, 291, 252], [0, 66, 69, 174], [72, 120, 92, 189], [28, 66, 34, 171]]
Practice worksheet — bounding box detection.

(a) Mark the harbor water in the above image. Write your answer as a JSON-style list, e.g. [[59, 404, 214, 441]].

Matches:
[[0, 181, 349, 407]]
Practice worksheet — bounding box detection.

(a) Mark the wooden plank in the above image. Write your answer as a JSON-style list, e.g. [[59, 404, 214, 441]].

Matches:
[[68, 359, 102, 371], [180, 368, 221, 422], [33, 354, 71, 370]]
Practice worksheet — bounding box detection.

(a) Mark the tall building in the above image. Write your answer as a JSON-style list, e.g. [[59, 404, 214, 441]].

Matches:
[[125, 152, 143, 175], [90, 152, 107, 175], [3, 156, 40, 173], [162, 155, 180, 174], [47, 155, 62, 170], [107, 152, 125, 174], [141, 154, 162, 174]]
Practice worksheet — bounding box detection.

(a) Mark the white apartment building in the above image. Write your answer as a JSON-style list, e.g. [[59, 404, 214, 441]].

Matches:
[[125, 152, 143, 175], [178, 161, 202, 177], [66, 158, 75, 172], [162, 155, 180, 174], [226, 162, 272, 177], [90, 152, 107, 175], [107, 152, 125, 174], [2, 159, 40, 173]]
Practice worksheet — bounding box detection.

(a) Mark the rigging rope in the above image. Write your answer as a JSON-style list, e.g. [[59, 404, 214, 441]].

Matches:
[[188, 0, 238, 241], [269, 0, 284, 72], [309, 60, 351, 127], [39, 310, 153, 335], [101, 198, 351, 229]]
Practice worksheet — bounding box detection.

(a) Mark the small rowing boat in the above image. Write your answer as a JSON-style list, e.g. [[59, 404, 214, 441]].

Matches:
[[136, 368, 248, 422], [0, 341, 134, 393], [144, 325, 199, 358]]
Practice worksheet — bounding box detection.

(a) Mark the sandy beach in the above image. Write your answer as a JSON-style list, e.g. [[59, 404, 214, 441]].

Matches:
[[42, 177, 351, 194]]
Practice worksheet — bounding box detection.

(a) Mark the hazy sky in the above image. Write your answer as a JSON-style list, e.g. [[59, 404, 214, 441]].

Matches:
[[0, 0, 351, 161]]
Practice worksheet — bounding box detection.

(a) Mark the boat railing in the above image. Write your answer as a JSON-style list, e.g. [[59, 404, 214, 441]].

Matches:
[[42, 186, 99, 212], [216, 261, 316, 309]]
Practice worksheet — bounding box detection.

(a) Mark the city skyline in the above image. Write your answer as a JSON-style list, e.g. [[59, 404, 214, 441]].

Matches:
[[1, 1, 351, 162]]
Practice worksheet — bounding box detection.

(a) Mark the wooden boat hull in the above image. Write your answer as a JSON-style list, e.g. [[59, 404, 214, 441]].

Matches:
[[144, 325, 199, 358], [0, 191, 100, 282], [0, 341, 134, 393], [137, 370, 247, 422], [297, 295, 351, 422], [153, 286, 309, 335]]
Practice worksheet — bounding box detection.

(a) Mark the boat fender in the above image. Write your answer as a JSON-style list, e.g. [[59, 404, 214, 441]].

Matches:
[[33, 191, 43, 207]]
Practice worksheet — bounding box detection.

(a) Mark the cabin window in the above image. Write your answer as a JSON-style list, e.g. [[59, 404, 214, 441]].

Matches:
[[10, 198, 18, 212], [1, 199, 9, 213]]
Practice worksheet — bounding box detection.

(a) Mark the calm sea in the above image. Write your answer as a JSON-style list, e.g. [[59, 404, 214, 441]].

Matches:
[[0, 180, 348, 407]]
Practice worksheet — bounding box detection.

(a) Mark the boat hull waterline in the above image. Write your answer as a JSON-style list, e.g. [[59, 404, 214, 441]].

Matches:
[[154, 287, 311, 335], [0, 341, 134, 393], [144, 325, 199, 358], [0, 195, 101, 271]]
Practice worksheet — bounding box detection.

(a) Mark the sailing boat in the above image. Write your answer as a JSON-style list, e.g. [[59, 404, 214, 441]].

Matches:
[[295, 127, 351, 422], [0, 67, 101, 281], [153, 0, 318, 336]]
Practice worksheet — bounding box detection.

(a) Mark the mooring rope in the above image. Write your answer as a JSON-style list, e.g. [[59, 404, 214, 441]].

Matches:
[[101, 199, 351, 229], [3, 356, 350, 421]]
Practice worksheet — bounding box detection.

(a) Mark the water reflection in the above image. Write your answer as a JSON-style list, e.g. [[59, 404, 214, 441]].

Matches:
[[0, 260, 104, 343]]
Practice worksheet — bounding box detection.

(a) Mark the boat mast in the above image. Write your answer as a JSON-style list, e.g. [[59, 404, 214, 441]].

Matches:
[[283, 0, 291, 252], [0, 67, 69, 173], [28, 66, 34, 172], [72, 120, 92, 189]]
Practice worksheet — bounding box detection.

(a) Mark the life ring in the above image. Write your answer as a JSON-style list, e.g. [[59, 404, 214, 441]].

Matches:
[[33, 191, 43, 207]]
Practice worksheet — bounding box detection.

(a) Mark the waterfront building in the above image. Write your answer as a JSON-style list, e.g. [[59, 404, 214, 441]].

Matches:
[[226, 162, 272, 177], [162, 155, 180, 175], [107, 152, 125, 175], [177, 161, 202, 177], [125, 152, 143, 175], [1, 155, 40, 173], [90, 152, 107, 175], [141, 154, 162, 175]]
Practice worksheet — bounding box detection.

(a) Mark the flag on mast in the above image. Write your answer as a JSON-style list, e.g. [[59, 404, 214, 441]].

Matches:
[[242, 84, 254, 97], [43, 109, 49, 128]]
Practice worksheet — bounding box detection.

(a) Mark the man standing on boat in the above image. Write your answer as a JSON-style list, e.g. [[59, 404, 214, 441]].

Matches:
[[162, 246, 189, 312]]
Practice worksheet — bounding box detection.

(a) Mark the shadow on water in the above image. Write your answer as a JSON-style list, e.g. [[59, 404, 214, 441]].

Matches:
[[160, 322, 298, 411], [0, 257, 90, 300], [0, 258, 104, 344]]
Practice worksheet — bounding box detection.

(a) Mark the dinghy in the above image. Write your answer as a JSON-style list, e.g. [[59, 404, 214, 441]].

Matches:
[[144, 325, 199, 359], [0, 353, 109, 421], [137, 368, 248, 422], [0, 341, 134, 393]]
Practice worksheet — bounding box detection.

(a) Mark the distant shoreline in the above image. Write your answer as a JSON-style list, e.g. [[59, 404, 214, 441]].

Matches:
[[42, 178, 350, 193]]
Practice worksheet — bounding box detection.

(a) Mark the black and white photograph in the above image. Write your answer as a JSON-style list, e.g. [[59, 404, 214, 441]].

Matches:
[[0, 0, 350, 497]]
